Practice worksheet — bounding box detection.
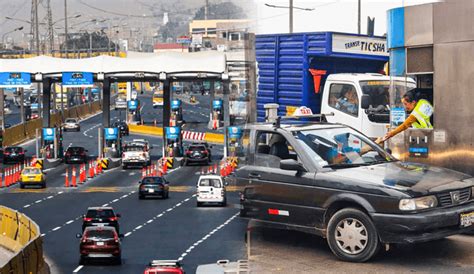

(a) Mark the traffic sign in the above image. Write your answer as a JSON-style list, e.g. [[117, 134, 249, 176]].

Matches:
[[104, 128, 119, 140], [128, 100, 138, 110], [42, 128, 55, 141], [62, 72, 94, 87], [176, 36, 192, 44], [0, 72, 31, 87]]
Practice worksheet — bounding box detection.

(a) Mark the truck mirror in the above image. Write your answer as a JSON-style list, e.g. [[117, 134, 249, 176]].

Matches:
[[280, 159, 306, 173], [361, 94, 370, 109]]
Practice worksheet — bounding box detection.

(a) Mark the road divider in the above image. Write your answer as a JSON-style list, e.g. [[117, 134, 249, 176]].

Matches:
[[128, 124, 224, 144], [0, 205, 45, 273]]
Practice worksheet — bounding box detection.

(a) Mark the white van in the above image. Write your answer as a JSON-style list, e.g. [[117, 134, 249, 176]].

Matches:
[[197, 175, 226, 207]]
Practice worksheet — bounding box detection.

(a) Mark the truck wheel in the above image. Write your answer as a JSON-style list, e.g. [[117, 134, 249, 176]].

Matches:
[[327, 208, 380, 262]]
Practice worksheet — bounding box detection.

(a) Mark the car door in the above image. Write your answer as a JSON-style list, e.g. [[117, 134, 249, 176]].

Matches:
[[325, 82, 362, 131], [243, 130, 321, 228]]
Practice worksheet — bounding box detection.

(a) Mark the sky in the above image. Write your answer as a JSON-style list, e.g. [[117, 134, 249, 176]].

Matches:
[[253, 0, 440, 36]]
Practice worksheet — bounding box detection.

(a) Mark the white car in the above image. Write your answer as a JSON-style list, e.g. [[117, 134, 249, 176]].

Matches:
[[196, 175, 226, 207], [122, 144, 150, 169], [63, 118, 80, 131], [131, 139, 150, 151]]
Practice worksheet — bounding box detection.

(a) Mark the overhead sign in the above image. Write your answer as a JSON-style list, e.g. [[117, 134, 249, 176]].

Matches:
[[128, 100, 138, 110], [332, 34, 388, 56], [104, 128, 119, 140], [176, 36, 192, 44], [62, 72, 94, 87], [228, 126, 242, 139], [0, 72, 31, 88], [165, 126, 181, 139], [42, 128, 55, 141]]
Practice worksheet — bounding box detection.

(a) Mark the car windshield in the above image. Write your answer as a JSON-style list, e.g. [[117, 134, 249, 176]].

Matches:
[[86, 209, 115, 218], [190, 146, 205, 152], [142, 177, 163, 184], [5, 147, 22, 153], [125, 146, 143, 152], [359, 80, 416, 107], [68, 147, 84, 153], [22, 168, 41, 175], [199, 179, 222, 188], [65, 119, 77, 123], [86, 229, 115, 240], [293, 127, 394, 169]]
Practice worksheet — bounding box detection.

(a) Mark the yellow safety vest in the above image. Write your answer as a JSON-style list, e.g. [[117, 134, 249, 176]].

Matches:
[[412, 99, 433, 129]]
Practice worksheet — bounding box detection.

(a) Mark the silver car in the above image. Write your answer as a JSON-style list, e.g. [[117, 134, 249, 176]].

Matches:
[[63, 118, 80, 132]]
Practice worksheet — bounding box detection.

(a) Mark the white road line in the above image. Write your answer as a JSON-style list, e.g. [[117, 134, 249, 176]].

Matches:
[[40, 233, 45, 237], [102, 203, 109, 207], [35, 200, 42, 204], [147, 219, 153, 224], [66, 220, 74, 225], [47, 195, 54, 199], [112, 199, 119, 203], [135, 225, 143, 230], [177, 212, 239, 261], [72, 265, 83, 273], [52, 226, 61, 231], [23, 205, 31, 208], [124, 232, 132, 237]]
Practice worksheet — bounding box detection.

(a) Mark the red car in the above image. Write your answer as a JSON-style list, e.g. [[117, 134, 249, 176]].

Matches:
[[77, 226, 122, 265], [144, 260, 185, 274]]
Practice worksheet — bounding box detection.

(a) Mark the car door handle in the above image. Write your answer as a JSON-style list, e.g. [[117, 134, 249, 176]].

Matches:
[[249, 173, 261, 179]]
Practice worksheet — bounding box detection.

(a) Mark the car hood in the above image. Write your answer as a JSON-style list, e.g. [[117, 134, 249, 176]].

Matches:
[[332, 161, 473, 196]]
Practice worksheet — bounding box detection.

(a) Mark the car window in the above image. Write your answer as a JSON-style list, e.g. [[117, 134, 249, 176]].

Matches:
[[190, 146, 206, 152], [22, 168, 41, 175], [86, 209, 115, 218], [68, 147, 84, 153], [293, 127, 392, 168], [328, 84, 359, 117], [199, 179, 221, 187], [254, 132, 299, 168], [65, 119, 77, 123], [124, 146, 144, 152], [142, 177, 163, 184], [86, 229, 115, 239]]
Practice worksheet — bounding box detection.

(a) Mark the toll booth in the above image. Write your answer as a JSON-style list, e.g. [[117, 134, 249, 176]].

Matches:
[[227, 126, 243, 157], [170, 99, 183, 126], [165, 126, 183, 157], [103, 127, 122, 158], [211, 99, 223, 130], [41, 127, 63, 159], [127, 99, 141, 124]]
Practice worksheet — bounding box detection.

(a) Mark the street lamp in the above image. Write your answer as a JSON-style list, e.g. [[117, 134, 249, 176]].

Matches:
[[264, 1, 314, 33], [2, 26, 24, 49]]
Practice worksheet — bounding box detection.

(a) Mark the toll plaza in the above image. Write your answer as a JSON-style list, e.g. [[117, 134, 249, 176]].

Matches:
[[210, 99, 224, 130], [170, 99, 183, 126], [127, 99, 141, 124], [165, 126, 183, 157], [227, 126, 242, 157]]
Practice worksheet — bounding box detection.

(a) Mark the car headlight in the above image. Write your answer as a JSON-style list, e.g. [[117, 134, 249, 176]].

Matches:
[[399, 195, 438, 211]]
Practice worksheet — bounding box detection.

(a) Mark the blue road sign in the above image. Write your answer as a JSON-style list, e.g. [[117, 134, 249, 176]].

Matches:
[[0, 72, 31, 87], [212, 99, 222, 109], [62, 72, 94, 87], [228, 126, 242, 139], [171, 99, 181, 109], [42, 128, 55, 141], [104, 128, 119, 140], [165, 126, 181, 139], [128, 100, 138, 110]]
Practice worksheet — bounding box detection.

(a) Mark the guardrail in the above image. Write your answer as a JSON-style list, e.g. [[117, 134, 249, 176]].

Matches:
[[0, 205, 45, 274], [2, 100, 102, 147]]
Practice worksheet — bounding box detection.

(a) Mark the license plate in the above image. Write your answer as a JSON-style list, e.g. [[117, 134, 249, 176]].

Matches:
[[148, 189, 154, 193], [96, 242, 104, 246], [92, 223, 105, 226], [460, 211, 474, 227]]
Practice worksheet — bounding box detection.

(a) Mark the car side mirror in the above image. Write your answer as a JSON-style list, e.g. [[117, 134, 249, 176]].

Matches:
[[76, 233, 82, 239], [361, 94, 370, 109], [280, 159, 307, 173], [116, 214, 121, 218]]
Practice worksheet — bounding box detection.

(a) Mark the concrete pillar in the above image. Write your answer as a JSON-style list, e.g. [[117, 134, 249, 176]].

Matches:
[[42, 78, 52, 128], [163, 79, 171, 157], [223, 80, 230, 158], [264, 103, 279, 123], [102, 78, 111, 128]]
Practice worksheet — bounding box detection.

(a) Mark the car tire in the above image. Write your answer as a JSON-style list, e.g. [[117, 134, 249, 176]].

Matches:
[[326, 208, 380, 263], [79, 256, 85, 265], [115, 256, 122, 265], [139, 194, 144, 200], [165, 191, 169, 199], [122, 165, 127, 170], [41, 182, 46, 188], [20, 183, 25, 189], [221, 199, 227, 207], [197, 201, 203, 207]]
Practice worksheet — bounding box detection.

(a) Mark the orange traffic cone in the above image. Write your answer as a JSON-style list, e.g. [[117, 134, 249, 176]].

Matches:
[[65, 168, 69, 187], [214, 164, 217, 174], [89, 161, 94, 178], [162, 162, 168, 175], [71, 167, 77, 187], [0, 172, 3, 188]]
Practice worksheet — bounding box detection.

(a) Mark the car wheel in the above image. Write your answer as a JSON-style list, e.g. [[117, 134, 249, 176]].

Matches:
[[79, 256, 85, 265], [197, 201, 202, 207], [139, 194, 144, 200], [77, 128, 81, 132], [20, 183, 25, 189], [41, 182, 46, 188], [165, 191, 169, 199], [327, 208, 380, 262], [221, 199, 227, 207], [122, 165, 127, 170], [115, 256, 122, 265]]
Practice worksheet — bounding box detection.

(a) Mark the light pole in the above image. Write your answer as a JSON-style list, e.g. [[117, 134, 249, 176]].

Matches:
[[264, 1, 314, 33], [2, 26, 24, 48]]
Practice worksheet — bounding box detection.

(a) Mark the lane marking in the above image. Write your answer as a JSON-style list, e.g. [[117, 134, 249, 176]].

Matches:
[[177, 212, 239, 261], [52, 226, 61, 231], [124, 232, 132, 237], [66, 220, 74, 225], [72, 265, 83, 273]]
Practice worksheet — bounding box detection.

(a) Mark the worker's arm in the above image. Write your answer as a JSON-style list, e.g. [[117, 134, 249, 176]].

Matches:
[[386, 114, 417, 138]]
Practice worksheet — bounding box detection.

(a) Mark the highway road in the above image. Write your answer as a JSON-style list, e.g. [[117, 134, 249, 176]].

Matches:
[[0, 93, 246, 273]]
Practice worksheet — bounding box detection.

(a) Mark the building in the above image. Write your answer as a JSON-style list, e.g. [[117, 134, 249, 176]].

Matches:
[[387, 0, 474, 175], [189, 19, 250, 50]]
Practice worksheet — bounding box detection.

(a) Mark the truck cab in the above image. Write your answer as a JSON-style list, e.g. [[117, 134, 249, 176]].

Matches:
[[320, 73, 416, 138]]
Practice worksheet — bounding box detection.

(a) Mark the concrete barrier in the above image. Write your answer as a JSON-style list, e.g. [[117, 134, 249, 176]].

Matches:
[[129, 125, 225, 144], [205, 132, 225, 144], [0, 205, 45, 274]]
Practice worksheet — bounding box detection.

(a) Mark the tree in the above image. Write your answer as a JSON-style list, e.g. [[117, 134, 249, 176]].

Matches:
[[194, 2, 245, 20]]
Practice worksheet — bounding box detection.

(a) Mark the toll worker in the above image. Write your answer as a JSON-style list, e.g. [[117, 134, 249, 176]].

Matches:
[[377, 89, 433, 144]]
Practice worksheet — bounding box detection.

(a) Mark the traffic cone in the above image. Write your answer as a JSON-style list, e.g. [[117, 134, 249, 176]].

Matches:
[[142, 167, 146, 179], [162, 162, 168, 175], [64, 168, 69, 187], [71, 167, 77, 187], [14, 165, 19, 183], [214, 164, 217, 174], [88, 161, 94, 178], [81, 164, 86, 183], [1, 172, 3, 188], [6, 168, 11, 186]]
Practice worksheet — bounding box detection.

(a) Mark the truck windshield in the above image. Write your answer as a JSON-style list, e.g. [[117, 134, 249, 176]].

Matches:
[[359, 80, 415, 107], [293, 127, 394, 169]]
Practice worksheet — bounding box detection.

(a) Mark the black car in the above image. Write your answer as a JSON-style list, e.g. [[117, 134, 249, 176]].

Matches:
[[138, 176, 170, 199], [65, 146, 88, 164], [236, 122, 474, 262], [3, 147, 26, 164], [82, 207, 121, 234], [185, 144, 210, 165], [191, 142, 212, 161], [113, 121, 129, 136]]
